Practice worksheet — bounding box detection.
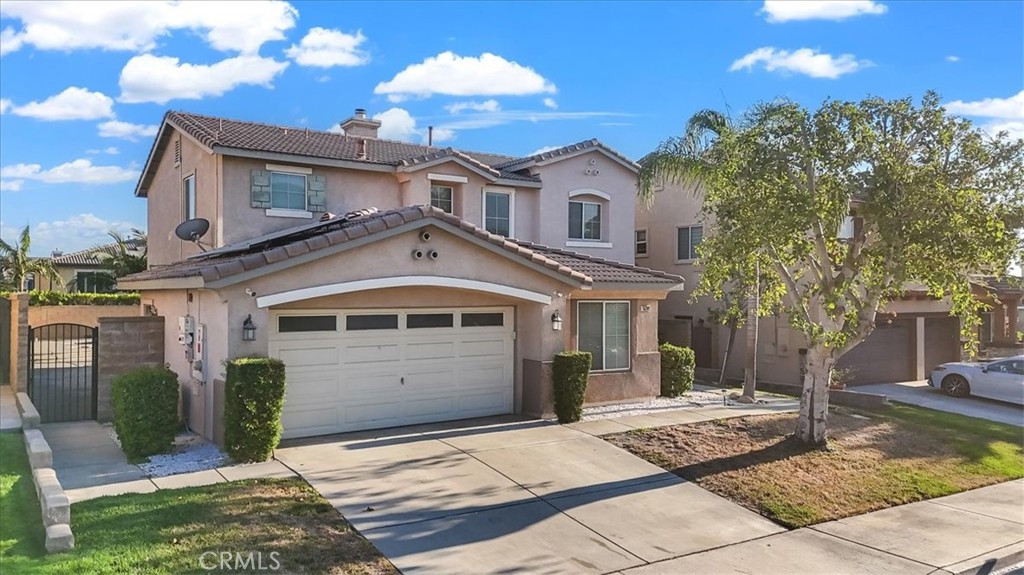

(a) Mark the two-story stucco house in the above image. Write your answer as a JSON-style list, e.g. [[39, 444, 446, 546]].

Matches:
[[120, 109, 681, 442], [635, 182, 964, 387]]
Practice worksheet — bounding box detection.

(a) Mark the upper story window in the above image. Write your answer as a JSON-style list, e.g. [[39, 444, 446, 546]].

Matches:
[[676, 225, 703, 262], [430, 185, 454, 213], [635, 229, 648, 257], [569, 201, 602, 240], [484, 189, 514, 237], [271, 172, 307, 211], [182, 174, 196, 220]]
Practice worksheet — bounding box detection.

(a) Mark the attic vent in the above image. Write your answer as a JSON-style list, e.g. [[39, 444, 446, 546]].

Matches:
[[174, 139, 181, 166]]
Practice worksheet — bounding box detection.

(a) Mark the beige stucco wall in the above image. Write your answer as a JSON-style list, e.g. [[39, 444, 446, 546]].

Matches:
[[533, 150, 638, 264], [146, 130, 221, 266], [28, 305, 139, 328]]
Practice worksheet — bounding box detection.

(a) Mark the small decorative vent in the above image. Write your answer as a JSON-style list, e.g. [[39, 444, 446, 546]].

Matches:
[[174, 139, 181, 166]]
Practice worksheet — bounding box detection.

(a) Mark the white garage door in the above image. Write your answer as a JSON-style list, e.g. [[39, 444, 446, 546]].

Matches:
[[270, 307, 514, 438]]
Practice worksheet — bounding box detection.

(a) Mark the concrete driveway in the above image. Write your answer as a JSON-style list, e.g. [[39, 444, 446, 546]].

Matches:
[[276, 417, 785, 575], [855, 380, 1024, 426]]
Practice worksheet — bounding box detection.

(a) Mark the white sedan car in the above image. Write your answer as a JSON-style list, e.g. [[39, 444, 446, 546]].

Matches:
[[929, 355, 1024, 405]]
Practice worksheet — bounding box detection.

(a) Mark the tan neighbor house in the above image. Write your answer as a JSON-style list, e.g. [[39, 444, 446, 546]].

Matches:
[[635, 182, 965, 386], [120, 109, 682, 442]]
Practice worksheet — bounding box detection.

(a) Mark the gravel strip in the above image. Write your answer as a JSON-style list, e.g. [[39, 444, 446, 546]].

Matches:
[[581, 390, 736, 421], [135, 431, 230, 478]]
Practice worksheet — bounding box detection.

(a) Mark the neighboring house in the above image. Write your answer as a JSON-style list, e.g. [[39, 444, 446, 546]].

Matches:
[[972, 276, 1023, 353], [636, 182, 964, 386], [35, 240, 143, 293], [120, 109, 682, 442]]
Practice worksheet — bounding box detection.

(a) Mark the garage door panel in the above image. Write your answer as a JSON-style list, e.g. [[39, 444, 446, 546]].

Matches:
[[462, 338, 508, 358], [278, 346, 339, 367], [273, 306, 514, 438], [345, 343, 400, 364], [405, 341, 456, 361], [838, 320, 913, 385]]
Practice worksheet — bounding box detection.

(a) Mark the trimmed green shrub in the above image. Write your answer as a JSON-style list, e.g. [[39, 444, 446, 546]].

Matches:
[[660, 343, 695, 396], [224, 357, 287, 463], [111, 366, 180, 461], [27, 290, 140, 306], [552, 351, 591, 423]]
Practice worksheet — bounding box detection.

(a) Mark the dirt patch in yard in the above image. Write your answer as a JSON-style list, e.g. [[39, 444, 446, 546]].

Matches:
[[606, 405, 1024, 528]]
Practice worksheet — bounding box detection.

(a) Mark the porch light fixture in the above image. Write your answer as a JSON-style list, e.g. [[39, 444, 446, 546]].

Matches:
[[551, 310, 563, 331], [242, 314, 256, 341]]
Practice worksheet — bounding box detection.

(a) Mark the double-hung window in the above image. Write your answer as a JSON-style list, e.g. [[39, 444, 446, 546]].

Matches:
[[676, 225, 703, 261], [578, 301, 630, 371], [183, 174, 196, 220], [635, 229, 648, 257], [569, 201, 602, 240], [430, 185, 454, 213], [484, 189, 513, 236], [270, 172, 307, 211]]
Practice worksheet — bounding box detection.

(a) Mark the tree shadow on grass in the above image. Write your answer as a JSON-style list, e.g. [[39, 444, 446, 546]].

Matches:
[[669, 435, 822, 482]]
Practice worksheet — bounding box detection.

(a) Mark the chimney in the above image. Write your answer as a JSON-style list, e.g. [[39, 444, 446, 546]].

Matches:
[[51, 249, 63, 258], [339, 107, 381, 139]]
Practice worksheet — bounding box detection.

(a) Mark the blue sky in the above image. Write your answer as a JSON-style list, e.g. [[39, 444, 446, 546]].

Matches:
[[1, 0, 1021, 256]]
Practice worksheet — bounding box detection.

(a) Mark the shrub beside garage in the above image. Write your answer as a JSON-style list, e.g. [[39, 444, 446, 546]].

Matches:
[[552, 351, 592, 423], [111, 366, 180, 461], [224, 357, 287, 463]]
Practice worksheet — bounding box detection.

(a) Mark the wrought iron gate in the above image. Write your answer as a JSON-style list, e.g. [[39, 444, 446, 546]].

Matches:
[[27, 323, 99, 422]]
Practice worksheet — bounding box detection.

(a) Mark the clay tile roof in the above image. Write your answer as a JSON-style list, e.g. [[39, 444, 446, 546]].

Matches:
[[164, 111, 536, 182], [49, 239, 144, 266], [122, 206, 678, 290], [494, 139, 640, 172]]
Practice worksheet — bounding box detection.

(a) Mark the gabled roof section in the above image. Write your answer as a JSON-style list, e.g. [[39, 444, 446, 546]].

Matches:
[[495, 139, 641, 174], [119, 206, 681, 291], [135, 111, 555, 196], [50, 239, 145, 267]]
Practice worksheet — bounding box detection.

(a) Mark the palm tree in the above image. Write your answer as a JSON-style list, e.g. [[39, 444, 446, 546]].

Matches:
[[638, 107, 762, 401], [92, 229, 147, 278], [0, 225, 60, 291]]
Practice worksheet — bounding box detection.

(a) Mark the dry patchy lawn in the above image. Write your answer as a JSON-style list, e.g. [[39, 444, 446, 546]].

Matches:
[[1, 432, 396, 575], [607, 404, 1024, 528]]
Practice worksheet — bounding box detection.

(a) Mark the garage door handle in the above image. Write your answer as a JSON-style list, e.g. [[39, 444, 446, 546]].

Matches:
[[401, 377, 405, 385]]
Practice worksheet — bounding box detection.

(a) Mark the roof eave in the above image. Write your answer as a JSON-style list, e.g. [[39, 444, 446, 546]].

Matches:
[[534, 146, 640, 173], [397, 155, 499, 181], [117, 276, 205, 291], [214, 146, 397, 173]]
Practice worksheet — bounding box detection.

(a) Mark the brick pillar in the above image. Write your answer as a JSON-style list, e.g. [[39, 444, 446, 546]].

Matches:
[[97, 316, 165, 421], [9, 294, 29, 393]]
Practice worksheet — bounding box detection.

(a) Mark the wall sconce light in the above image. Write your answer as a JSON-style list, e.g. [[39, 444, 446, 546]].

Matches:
[[551, 310, 563, 331], [242, 314, 256, 341]]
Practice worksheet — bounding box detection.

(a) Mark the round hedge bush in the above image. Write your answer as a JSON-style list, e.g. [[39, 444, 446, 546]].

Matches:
[[111, 366, 180, 461], [660, 342, 695, 396], [224, 357, 287, 463]]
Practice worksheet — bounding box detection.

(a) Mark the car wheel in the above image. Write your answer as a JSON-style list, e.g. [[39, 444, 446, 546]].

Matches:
[[942, 374, 971, 398]]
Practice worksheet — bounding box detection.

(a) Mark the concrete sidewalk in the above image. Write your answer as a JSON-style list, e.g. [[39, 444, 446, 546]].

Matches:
[[620, 479, 1024, 575], [39, 421, 298, 502], [855, 380, 1024, 427], [0, 385, 21, 432]]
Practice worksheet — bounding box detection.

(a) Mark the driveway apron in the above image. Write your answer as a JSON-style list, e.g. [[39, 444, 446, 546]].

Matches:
[[276, 417, 784, 575]]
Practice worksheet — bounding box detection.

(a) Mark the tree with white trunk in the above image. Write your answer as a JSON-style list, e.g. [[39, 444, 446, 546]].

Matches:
[[638, 93, 1024, 444]]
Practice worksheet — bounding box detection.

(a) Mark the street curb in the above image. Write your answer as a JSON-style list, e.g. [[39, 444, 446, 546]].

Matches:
[[948, 542, 1024, 575]]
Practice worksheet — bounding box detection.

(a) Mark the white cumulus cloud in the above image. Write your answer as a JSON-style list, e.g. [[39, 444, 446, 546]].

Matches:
[[98, 120, 160, 141], [761, 1, 887, 22], [6, 87, 114, 121], [118, 54, 289, 104], [445, 99, 501, 114], [0, 159, 139, 185], [371, 107, 455, 144], [1, 214, 143, 256], [0, 1, 297, 56], [375, 52, 556, 101], [0, 98, 10, 114], [285, 27, 369, 67], [730, 47, 870, 79], [543, 98, 558, 110], [945, 90, 1024, 120], [0, 180, 23, 192]]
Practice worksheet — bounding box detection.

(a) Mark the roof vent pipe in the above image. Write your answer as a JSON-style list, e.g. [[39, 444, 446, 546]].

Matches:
[[428, 126, 434, 146]]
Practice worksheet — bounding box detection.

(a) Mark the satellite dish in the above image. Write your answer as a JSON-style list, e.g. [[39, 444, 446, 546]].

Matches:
[[174, 218, 210, 250]]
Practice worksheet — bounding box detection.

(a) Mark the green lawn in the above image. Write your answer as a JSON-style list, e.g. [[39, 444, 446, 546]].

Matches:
[[608, 403, 1024, 528], [0, 433, 396, 574]]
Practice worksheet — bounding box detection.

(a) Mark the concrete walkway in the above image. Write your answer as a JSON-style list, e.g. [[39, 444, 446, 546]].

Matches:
[[0, 385, 21, 432], [855, 380, 1024, 426], [276, 413, 789, 575], [39, 421, 297, 503], [621, 479, 1024, 575]]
